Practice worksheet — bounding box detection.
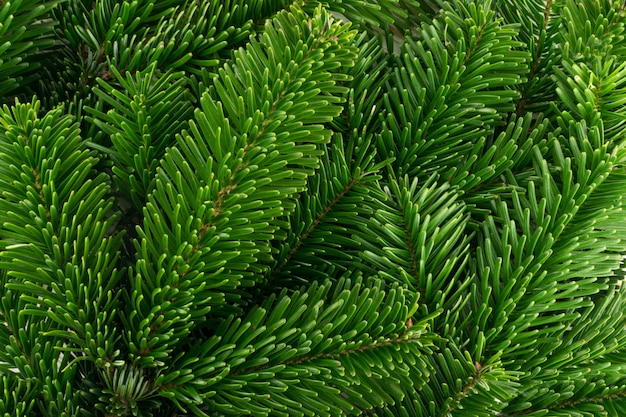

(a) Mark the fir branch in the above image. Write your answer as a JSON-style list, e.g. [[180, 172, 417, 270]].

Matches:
[[0, 0, 62, 101], [264, 175, 363, 287], [86, 63, 194, 210], [0, 100, 123, 416], [230, 329, 424, 377], [126, 5, 357, 368], [514, 0, 556, 116], [154, 276, 430, 416], [506, 388, 626, 416], [379, 1, 528, 178], [438, 361, 494, 417], [351, 174, 472, 329]]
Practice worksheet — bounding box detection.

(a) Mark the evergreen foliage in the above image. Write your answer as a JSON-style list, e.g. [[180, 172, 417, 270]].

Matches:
[[1, 0, 626, 416]]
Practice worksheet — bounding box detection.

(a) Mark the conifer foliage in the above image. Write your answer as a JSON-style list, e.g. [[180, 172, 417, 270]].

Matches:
[[2, 0, 626, 416]]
